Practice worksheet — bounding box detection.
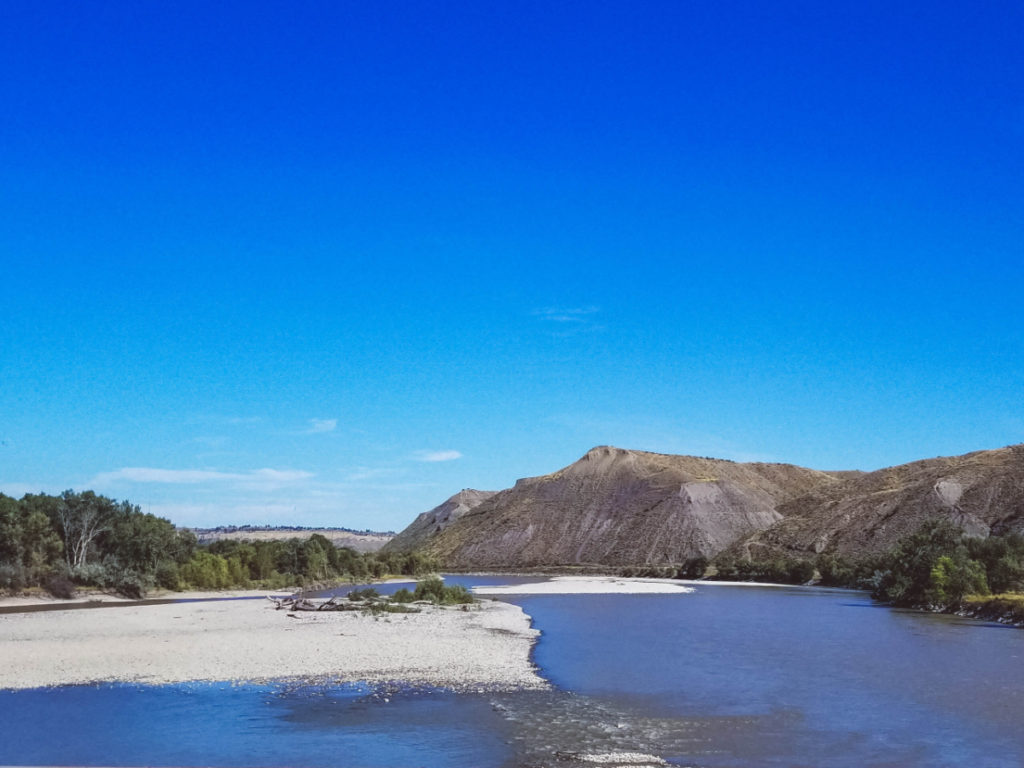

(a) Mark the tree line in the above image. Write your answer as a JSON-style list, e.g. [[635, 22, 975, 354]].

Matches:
[[704, 519, 1024, 609], [0, 490, 438, 598]]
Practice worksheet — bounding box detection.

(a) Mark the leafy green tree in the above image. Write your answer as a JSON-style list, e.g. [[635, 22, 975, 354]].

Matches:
[[180, 551, 231, 589], [927, 554, 989, 605], [0, 494, 63, 582], [103, 510, 185, 573], [873, 519, 983, 606], [56, 490, 117, 569], [20, 508, 63, 578]]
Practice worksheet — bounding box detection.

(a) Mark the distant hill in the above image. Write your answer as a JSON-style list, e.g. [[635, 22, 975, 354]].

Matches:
[[406, 446, 844, 567], [191, 525, 394, 553], [381, 489, 497, 554], [391, 443, 1024, 568]]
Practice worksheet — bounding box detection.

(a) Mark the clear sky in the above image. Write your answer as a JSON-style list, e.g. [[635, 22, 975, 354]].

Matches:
[[2, 1, 1022, 531]]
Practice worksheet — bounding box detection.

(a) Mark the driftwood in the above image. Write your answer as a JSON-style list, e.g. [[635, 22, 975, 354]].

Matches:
[[267, 595, 379, 612]]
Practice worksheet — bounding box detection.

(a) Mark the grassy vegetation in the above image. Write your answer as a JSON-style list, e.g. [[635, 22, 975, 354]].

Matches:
[[344, 578, 476, 616], [962, 593, 1024, 624], [412, 576, 475, 605]]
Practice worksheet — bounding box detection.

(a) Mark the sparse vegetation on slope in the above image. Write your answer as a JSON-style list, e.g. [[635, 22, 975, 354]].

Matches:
[[417, 446, 843, 569], [395, 443, 1024, 575]]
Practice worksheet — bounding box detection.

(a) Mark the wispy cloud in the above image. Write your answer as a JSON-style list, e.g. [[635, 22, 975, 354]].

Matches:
[[91, 467, 314, 489], [192, 435, 229, 449], [304, 418, 338, 434], [533, 306, 599, 322], [532, 306, 604, 334], [226, 416, 263, 425], [412, 450, 463, 463], [344, 466, 402, 482]]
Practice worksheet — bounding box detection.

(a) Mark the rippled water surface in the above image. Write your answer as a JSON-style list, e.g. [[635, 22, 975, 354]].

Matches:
[[500, 582, 1024, 766], [2, 577, 1023, 767]]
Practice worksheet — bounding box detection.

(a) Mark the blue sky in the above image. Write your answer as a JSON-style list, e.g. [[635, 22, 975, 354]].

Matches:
[[2, 1, 1022, 530]]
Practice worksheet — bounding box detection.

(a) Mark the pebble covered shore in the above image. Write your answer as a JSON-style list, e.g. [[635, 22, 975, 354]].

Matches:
[[0, 596, 547, 691]]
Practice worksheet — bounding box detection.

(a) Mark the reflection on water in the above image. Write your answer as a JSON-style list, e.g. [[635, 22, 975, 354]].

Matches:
[[2, 577, 1023, 767]]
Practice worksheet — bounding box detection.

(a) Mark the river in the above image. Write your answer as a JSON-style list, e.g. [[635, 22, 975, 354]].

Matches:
[[2, 576, 1022, 767]]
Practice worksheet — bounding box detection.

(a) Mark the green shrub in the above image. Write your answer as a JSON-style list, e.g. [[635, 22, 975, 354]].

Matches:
[[104, 567, 151, 599], [348, 587, 380, 601], [787, 559, 816, 584], [0, 564, 27, 592], [391, 587, 414, 603], [676, 556, 709, 579], [155, 561, 181, 591], [413, 577, 474, 605], [44, 574, 76, 599], [68, 562, 109, 587]]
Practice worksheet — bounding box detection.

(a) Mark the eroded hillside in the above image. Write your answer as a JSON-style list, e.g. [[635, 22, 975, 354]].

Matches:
[[736, 444, 1024, 560], [416, 446, 843, 568]]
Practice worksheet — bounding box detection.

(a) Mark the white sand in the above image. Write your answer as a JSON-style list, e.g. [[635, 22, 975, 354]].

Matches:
[[0, 597, 546, 691], [472, 576, 695, 595]]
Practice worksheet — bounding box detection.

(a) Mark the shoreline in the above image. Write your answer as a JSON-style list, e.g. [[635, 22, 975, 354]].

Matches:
[[0, 577, 418, 611]]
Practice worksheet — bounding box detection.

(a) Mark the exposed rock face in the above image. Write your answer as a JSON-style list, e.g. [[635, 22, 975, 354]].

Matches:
[[382, 489, 497, 553], [737, 444, 1024, 559], [416, 446, 843, 568]]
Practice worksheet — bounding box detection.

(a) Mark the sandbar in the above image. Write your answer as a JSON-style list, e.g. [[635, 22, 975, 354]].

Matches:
[[0, 595, 545, 691], [473, 576, 695, 595]]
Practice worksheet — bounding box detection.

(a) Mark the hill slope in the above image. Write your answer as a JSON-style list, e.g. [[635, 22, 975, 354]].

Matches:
[[416, 446, 843, 568], [382, 489, 497, 554], [736, 444, 1024, 559]]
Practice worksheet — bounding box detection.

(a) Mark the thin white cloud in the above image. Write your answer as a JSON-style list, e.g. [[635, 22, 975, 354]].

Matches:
[[226, 416, 263, 425], [344, 466, 402, 482], [533, 306, 600, 323], [412, 450, 463, 463], [532, 306, 604, 335], [91, 467, 314, 487], [305, 418, 338, 434]]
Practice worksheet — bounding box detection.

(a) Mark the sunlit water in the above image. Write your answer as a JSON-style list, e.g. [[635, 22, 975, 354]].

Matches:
[[2, 576, 1022, 767]]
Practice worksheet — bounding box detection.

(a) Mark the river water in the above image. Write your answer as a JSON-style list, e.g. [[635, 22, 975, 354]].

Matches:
[[2, 576, 1023, 767]]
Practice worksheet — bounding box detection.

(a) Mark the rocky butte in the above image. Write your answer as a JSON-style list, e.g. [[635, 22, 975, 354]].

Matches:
[[386, 444, 1024, 569]]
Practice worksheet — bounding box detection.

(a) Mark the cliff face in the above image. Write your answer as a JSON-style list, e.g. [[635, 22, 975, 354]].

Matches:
[[382, 489, 497, 554], [736, 444, 1024, 559], [415, 446, 843, 568]]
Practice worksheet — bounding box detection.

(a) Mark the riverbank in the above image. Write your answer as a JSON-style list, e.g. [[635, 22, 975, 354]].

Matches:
[[0, 594, 545, 691]]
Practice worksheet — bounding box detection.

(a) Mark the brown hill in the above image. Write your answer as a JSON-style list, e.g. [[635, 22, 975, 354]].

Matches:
[[192, 527, 393, 553], [736, 443, 1024, 560], [382, 489, 497, 554], [415, 446, 844, 568]]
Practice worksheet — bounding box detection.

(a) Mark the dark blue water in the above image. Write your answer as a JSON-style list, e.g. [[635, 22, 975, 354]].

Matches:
[[2, 578, 1023, 767], [502, 584, 1024, 767], [0, 682, 515, 767]]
